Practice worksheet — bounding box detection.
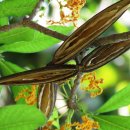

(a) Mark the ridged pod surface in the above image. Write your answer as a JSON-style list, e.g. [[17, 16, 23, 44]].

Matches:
[[52, 0, 130, 64]]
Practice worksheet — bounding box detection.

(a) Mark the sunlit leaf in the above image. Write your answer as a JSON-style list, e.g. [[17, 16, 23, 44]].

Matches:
[[0, 0, 38, 17], [96, 64, 118, 88], [48, 25, 74, 35], [0, 26, 73, 53], [114, 21, 129, 33], [93, 115, 130, 130], [0, 104, 47, 130], [96, 84, 130, 113]]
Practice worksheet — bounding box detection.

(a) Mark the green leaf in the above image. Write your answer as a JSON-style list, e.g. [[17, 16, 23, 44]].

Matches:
[[0, 59, 25, 75], [49, 108, 60, 129], [0, 104, 47, 130], [48, 25, 74, 35], [0, 0, 38, 17], [0, 85, 2, 92], [96, 84, 130, 113], [114, 21, 129, 33], [0, 26, 73, 53], [93, 115, 130, 130], [0, 17, 8, 26], [0, 59, 36, 104]]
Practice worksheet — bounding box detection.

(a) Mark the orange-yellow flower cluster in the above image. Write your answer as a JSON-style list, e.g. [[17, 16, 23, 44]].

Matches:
[[15, 85, 37, 105], [42, 121, 53, 130], [48, 0, 86, 26], [81, 72, 103, 97], [61, 115, 99, 130]]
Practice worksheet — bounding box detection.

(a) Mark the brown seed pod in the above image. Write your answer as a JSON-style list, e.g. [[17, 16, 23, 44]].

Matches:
[[0, 65, 77, 85], [81, 40, 130, 72], [38, 83, 58, 118], [52, 0, 130, 64]]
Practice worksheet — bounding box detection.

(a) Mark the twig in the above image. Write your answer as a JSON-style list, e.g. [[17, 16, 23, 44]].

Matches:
[[0, 24, 124, 44], [67, 72, 83, 109], [1, 17, 130, 45], [57, 105, 68, 110], [0, 18, 67, 41], [29, 0, 44, 20], [22, 18, 67, 40], [0, 22, 23, 32]]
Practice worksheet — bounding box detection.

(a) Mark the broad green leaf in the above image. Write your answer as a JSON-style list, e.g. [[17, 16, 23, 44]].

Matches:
[[0, 104, 47, 130], [0, 27, 35, 44], [96, 84, 130, 113], [0, 26, 73, 53], [93, 115, 130, 130], [0, 17, 8, 26], [0, 0, 38, 17], [0, 59, 36, 104]]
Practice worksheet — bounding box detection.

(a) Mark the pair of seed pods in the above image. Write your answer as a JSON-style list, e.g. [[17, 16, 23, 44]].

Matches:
[[0, 0, 130, 119]]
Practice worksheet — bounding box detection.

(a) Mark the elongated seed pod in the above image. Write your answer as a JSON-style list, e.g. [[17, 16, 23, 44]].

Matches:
[[0, 65, 77, 85], [92, 31, 130, 47], [38, 83, 58, 118], [52, 0, 130, 64], [81, 40, 130, 72]]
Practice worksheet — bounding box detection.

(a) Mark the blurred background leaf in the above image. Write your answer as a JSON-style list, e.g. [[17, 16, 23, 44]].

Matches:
[[0, 0, 130, 126]]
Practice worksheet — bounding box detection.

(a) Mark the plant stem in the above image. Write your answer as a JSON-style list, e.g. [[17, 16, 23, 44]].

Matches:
[[0, 18, 67, 41], [29, 0, 44, 20], [67, 72, 83, 109]]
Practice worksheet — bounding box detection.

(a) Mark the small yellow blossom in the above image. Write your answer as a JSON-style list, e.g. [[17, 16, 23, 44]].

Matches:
[[81, 72, 104, 97], [42, 121, 53, 130], [48, 0, 86, 26], [63, 115, 99, 130], [15, 85, 37, 105]]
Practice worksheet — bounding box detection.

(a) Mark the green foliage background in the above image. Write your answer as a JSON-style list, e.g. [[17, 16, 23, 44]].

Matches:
[[0, 0, 130, 130]]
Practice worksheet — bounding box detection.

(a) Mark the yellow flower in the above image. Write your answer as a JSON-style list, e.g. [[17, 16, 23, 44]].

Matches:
[[81, 72, 104, 97], [15, 85, 37, 105], [64, 115, 99, 130], [42, 121, 53, 130], [48, 0, 86, 26]]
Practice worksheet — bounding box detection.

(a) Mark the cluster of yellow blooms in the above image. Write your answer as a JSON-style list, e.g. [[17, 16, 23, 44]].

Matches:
[[48, 0, 86, 26], [15, 85, 37, 105], [61, 116, 99, 130], [41, 116, 99, 130], [81, 72, 104, 97], [42, 121, 53, 130]]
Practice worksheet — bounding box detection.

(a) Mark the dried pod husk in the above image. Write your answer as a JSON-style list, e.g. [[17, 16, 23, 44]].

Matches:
[[38, 83, 58, 118], [52, 0, 130, 64], [0, 65, 77, 85], [81, 40, 130, 72]]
